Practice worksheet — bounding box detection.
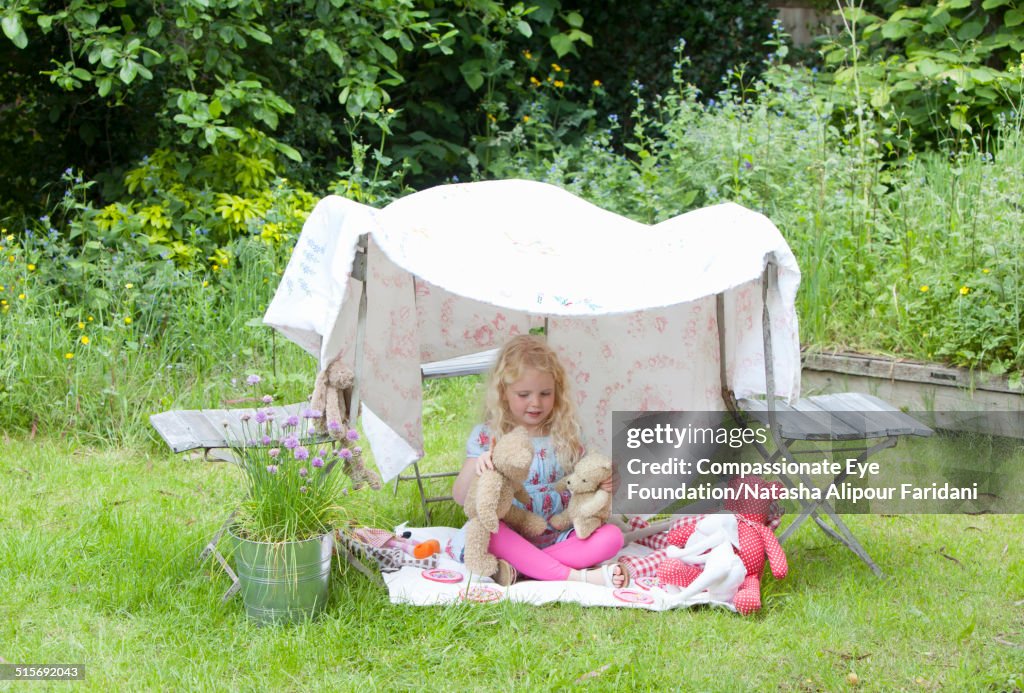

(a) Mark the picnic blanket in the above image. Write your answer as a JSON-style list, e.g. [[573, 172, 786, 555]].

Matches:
[[369, 523, 737, 611]]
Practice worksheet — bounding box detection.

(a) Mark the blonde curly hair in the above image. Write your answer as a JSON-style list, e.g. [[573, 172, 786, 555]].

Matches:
[[483, 334, 583, 472]]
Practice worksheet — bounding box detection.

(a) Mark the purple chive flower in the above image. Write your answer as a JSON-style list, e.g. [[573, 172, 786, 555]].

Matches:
[[268, 448, 280, 458], [240, 413, 252, 422], [300, 486, 308, 494], [303, 408, 322, 419], [294, 446, 309, 461], [254, 411, 268, 424], [353, 446, 362, 456], [339, 448, 353, 460], [311, 457, 324, 468], [299, 467, 308, 478], [327, 420, 342, 433], [261, 435, 273, 445], [285, 415, 300, 428], [262, 394, 274, 404], [247, 374, 261, 385], [283, 435, 299, 450], [346, 429, 359, 441], [266, 464, 278, 474]]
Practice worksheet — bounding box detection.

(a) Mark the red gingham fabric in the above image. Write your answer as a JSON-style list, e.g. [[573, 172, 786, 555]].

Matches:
[[619, 516, 704, 579]]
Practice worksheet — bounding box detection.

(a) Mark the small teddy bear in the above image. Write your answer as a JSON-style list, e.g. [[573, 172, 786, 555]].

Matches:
[[548, 452, 613, 539], [309, 354, 381, 490], [463, 426, 549, 577]]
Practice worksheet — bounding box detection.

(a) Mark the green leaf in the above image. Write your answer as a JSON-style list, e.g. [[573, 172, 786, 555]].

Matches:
[[516, 20, 532, 37], [946, 0, 973, 7], [459, 60, 484, 91], [957, 20, 985, 41], [97, 76, 112, 97], [274, 141, 303, 163], [550, 32, 572, 58], [1006, 9, 1024, 26], [373, 39, 398, 64], [2, 14, 27, 49], [981, 0, 1010, 8], [209, 98, 223, 118], [71, 67, 93, 81], [119, 60, 138, 84], [565, 11, 584, 28]]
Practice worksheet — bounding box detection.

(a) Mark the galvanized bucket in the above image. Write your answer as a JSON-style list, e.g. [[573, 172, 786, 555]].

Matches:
[[230, 530, 334, 625]]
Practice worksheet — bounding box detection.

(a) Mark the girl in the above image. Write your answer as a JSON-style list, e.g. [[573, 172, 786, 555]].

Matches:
[[450, 334, 627, 587]]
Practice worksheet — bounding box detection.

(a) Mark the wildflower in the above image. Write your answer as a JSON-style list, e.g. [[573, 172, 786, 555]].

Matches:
[[202, 280, 209, 288], [268, 448, 280, 458], [254, 410, 268, 424], [124, 316, 132, 325], [78, 321, 85, 329], [65, 352, 74, 359], [283, 415, 299, 428], [982, 268, 990, 274], [530, 76, 541, 86], [523, 115, 531, 123], [0, 286, 4, 292], [299, 467, 308, 478], [311, 457, 324, 469], [353, 446, 362, 456], [339, 447, 353, 460], [386, 107, 394, 114], [327, 420, 342, 433], [294, 446, 309, 461], [246, 374, 261, 385], [552, 63, 561, 71], [346, 429, 359, 441], [303, 408, 322, 419], [260, 435, 272, 445], [18, 293, 25, 300], [960, 286, 970, 295], [919, 285, 929, 292], [593, 80, 602, 87], [266, 464, 278, 474], [240, 413, 252, 422], [262, 394, 273, 404], [283, 435, 299, 449], [125, 282, 133, 289], [80, 335, 90, 345], [553, 80, 564, 88], [523, 50, 532, 59], [7, 256, 13, 263], [299, 486, 308, 494], [87, 316, 93, 322], [27, 263, 35, 271]]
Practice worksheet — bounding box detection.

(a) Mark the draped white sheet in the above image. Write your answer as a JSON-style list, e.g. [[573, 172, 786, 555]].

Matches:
[[263, 179, 801, 481]]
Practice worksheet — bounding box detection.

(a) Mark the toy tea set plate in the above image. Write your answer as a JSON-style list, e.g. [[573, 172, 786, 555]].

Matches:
[[612, 588, 655, 605], [421, 568, 464, 584], [460, 585, 503, 603]]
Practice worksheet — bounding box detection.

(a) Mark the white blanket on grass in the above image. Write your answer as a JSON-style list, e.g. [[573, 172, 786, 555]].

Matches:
[[382, 526, 735, 611]]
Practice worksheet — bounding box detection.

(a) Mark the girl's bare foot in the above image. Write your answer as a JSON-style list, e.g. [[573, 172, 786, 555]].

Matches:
[[571, 563, 627, 588]]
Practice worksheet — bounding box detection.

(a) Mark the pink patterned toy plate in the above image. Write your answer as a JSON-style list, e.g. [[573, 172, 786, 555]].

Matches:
[[460, 585, 503, 603], [634, 576, 662, 591], [421, 568, 464, 584], [613, 588, 655, 605]]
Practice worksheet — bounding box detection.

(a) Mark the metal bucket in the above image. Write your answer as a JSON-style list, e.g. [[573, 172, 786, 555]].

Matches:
[[230, 530, 334, 625]]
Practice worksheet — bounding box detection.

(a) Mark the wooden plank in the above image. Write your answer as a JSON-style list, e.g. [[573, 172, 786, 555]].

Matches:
[[739, 398, 846, 441], [421, 349, 497, 379], [808, 393, 932, 438], [803, 351, 1018, 394]]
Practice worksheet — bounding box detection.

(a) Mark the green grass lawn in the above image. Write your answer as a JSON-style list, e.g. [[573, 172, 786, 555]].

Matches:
[[1, 423, 1022, 692]]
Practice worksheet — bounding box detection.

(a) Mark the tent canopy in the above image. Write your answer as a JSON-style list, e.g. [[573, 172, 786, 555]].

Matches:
[[264, 179, 801, 481]]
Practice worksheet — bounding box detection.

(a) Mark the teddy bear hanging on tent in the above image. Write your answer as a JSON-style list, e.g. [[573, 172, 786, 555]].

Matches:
[[309, 355, 382, 490]]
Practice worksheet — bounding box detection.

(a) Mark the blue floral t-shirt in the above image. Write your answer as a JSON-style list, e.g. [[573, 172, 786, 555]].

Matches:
[[446, 424, 574, 562]]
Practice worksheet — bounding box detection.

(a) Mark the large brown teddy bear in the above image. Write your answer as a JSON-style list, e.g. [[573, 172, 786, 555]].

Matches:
[[463, 426, 549, 577], [309, 354, 381, 490], [657, 475, 788, 615], [548, 453, 613, 539]]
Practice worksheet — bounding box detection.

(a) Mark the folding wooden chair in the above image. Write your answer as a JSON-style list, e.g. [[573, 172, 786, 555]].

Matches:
[[720, 260, 933, 576]]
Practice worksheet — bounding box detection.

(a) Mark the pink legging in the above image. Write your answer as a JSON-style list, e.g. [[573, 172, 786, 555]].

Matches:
[[488, 521, 624, 581]]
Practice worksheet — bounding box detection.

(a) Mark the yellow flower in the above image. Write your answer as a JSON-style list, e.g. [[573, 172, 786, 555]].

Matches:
[[386, 108, 394, 114], [959, 285, 970, 295], [202, 280, 209, 288], [18, 293, 25, 300], [65, 352, 74, 360], [124, 316, 132, 325], [919, 285, 929, 292], [554, 80, 564, 88], [523, 115, 531, 123], [530, 76, 541, 86], [87, 315, 94, 322], [523, 50, 532, 59], [27, 263, 35, 271], [212, 264, 220, 272], [125, 282, 134, 289], [593, 80, 602, 87], [1, 299, 7, 306], [552, 63, 561, 71], [982, 268, 990, 274], [0, 285, 4, 292], [78, 321, 85, 329], [80, 335, 90, 345], [7, 255, 13, 263]]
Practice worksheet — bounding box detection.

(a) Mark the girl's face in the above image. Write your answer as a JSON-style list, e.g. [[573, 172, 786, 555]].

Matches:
[[504, 367, 556, 434]]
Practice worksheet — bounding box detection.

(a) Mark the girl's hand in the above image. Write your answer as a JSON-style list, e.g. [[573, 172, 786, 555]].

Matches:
[[475, 449, 495, 475]]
